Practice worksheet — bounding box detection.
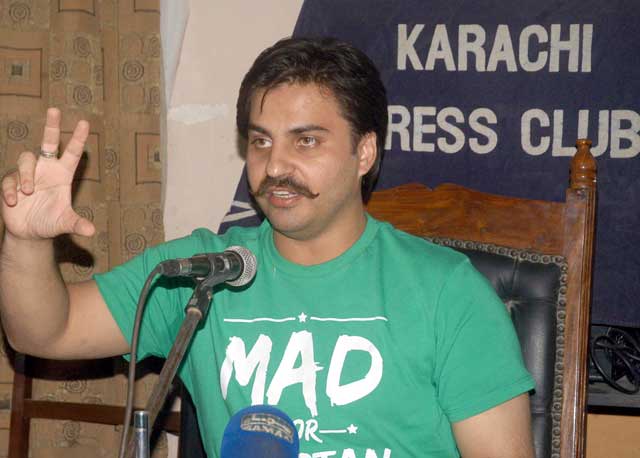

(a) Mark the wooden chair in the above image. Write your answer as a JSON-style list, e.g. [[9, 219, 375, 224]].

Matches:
[[366, 139, 596, 458], [8, 354, 184, 458]]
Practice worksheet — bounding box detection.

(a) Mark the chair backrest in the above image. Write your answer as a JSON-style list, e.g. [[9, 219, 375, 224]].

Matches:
[[366, 140, 596, 458]]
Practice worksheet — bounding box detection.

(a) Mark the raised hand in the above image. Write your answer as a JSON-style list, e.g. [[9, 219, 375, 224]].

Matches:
[[1, 108, 96, 240]]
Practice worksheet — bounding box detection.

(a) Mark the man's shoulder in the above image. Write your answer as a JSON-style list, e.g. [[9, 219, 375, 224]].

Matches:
[[372, 217, 468, 268]]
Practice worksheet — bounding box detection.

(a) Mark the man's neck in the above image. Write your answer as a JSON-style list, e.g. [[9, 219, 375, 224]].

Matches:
[[272, 211, 368, 266]]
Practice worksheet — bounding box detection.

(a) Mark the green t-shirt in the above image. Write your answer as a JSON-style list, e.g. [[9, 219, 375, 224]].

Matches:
[[95, 215, 534, 458]]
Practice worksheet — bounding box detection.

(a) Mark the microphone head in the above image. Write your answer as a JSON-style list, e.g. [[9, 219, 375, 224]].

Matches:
[[220, 405, 299, 458], [225, 246, 257, 287]]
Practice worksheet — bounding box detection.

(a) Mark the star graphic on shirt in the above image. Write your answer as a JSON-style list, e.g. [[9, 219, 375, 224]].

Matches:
[[347, 424, 358, 434], [298, 312, 308, 323]]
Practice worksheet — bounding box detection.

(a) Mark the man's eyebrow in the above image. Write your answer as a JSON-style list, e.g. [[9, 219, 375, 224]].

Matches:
[[289, 124, 329, 135], [247, 123, 270, 136], [247, 123, 330, 136]]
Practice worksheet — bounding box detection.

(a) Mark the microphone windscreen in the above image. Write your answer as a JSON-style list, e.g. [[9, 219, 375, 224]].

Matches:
[[220, 405, 299, 458], [225, 246, 258, 287]]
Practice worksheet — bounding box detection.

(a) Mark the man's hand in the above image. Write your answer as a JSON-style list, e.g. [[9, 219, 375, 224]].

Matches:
[[1, 107, 95, 240], [0, 108, 128, 359]]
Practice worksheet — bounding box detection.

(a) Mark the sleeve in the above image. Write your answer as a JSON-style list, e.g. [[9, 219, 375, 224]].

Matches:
[[93, 232, 209, 361], [434, 258, 536, 422]]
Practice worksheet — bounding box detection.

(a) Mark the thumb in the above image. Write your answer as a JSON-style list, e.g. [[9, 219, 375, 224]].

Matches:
[[72, 216, 96, 237], [59, 207, 96, 237]]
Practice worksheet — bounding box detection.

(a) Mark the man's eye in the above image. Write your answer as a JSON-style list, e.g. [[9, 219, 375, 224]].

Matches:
[[299, 136, 316, 147], [251, 138, 271, 148]]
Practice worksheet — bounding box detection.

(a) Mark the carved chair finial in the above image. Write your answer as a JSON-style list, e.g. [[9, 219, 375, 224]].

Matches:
[[571, 139, 596, 190]]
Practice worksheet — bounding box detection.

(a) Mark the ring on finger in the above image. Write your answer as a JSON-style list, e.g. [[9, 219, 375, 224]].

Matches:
[[39, 148, 58, 159]]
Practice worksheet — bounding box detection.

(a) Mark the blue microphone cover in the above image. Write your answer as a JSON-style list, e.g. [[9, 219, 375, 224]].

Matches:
[[220, 405, 299, 458]]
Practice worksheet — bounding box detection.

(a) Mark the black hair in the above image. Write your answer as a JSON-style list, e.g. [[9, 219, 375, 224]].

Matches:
[[237, 37, 388, 202]]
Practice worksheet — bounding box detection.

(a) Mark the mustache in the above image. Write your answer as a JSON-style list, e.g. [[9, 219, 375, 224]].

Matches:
[[250, 176, 319, 199]]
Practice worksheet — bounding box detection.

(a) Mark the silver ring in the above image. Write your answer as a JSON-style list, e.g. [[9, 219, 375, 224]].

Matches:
[[39, 148, 58, 159]]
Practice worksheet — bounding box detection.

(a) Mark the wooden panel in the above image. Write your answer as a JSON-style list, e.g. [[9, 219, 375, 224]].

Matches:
[[368, 183, 565, 254], [587, 414, 640, 457]]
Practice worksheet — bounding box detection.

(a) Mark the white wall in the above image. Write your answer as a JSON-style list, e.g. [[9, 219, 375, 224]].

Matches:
[[160, 3, 304, 455], [163, 0, 304, 240]]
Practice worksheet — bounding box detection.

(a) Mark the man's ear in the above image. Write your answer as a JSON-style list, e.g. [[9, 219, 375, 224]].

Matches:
[[357, 132, 377, 177]]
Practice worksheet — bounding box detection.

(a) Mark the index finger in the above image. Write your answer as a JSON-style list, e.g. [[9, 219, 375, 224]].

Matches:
[[41, 107, 62, 154]]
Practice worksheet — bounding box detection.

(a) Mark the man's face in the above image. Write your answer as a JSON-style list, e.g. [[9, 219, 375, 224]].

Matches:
[[246, 83, 375, 242]]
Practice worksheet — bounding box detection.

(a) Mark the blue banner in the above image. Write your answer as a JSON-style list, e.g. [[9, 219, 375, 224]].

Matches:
[[221, 0, 640, 327]]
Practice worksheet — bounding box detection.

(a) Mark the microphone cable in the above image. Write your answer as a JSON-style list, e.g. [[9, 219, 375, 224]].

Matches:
[[117, 265, 163, 458], [115, 246, 256, 458]]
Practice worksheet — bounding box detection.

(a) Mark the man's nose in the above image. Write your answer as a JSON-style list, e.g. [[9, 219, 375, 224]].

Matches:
[[265, 142, 295, 178]]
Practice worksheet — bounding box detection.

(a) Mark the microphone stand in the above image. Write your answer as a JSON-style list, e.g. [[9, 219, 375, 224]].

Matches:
[[123, 274, 219, 458], [134, 411, 150, 458]]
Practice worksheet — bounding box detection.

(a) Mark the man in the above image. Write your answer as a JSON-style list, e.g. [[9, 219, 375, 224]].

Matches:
[[0, 37, 535, 457]]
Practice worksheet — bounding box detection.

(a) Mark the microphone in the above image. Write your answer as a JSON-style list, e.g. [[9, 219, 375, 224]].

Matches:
[[220, 405, 299, 458], [159, 246, 257, 286]]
